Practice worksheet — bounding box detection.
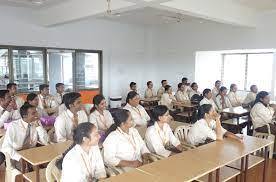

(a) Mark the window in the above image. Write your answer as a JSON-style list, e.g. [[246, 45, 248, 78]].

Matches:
[[13, 49, 45, 92], [0, 49, 9, 89]]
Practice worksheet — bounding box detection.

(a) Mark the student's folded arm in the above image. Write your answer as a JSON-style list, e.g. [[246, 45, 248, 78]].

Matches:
[[168, 127, 181, 147], [146, 130, 171, 158], [0, 111, 10, 128], [54, 118, 67, 142], [36, 124, 49, 145]]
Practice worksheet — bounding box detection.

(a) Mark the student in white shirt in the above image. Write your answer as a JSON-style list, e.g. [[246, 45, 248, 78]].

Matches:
[[0, 90, 21, 127], [38, 84, 58, 116], [212, 80, 222, 101], [250, 91, 276, 135], [145, 105, 182, 157], [200, 89, 218, 111], [103, 109, 151, 172], [243, 85, 258, 107], [160, 85, 177, 110], [55, 92, 88, 142], [215, 86, 232, 111], [187, 104, 243, 146], [175, 83, 189, 102], [26, 93, 48, 118], [123, 91, 150, 127], [56, 122, 106, 181], [189, 82, 201, 99], [54, 83, 65, 105], [144, 81, 156, 98], [228, 84, 241, 107], [157, 80, 168, 99], [181, 77, 192, 93], [89, 94, 114, 132], [129, 82, 137, 93], [7, 83, 24, 108], [1, 104, 49, 163]]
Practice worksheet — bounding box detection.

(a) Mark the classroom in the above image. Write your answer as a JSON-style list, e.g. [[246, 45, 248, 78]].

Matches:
[[0, 0, 276, 182]]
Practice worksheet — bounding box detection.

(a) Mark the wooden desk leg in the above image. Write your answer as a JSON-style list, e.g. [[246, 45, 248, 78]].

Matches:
[[263, 146, 269, 182], [240, 157, 245, 182], [216, 168, 220, 182], [208, 172, 212, 182], [237, 117, 241, 134], [244, 155, 249, 182], [34, 165, 40, 182]]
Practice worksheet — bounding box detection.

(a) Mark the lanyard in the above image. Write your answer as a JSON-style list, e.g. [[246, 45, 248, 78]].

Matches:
[[132, 106, 142, 117], [117, 127, 137, 151], [97, 112, 108, 130], [155, 123, 168, 146]]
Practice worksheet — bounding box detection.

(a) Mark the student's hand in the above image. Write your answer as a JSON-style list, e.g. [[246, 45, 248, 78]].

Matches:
[[131, 160, 143, 168], [237, 135, 244, 143], [142, 153, 151, 164], [72, 114, 79, 128], [6, 101, 14, 112], [176, 144, 183, 152]]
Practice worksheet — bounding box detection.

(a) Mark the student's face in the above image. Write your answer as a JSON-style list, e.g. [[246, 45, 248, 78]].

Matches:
[[41, 87, 49, 96], [158, 111, 172, 124], [182, 80, 187, 84], [215, 82, 221, 88], [8, 85, 17, 95], [1, 93, 12, 108], [148, 83, 153, 89], [26, 107, 39, 123], [70, 97, 82, 112], [180, 85, 185, 91], [261, 95, 270, 105], [167, 87, 172, 94], [252, 86, 258, 93], [86, 127, 100, 146], [131, 85, 137, 91], [205, 107, 217, 120], [205, 92, 212, 99], [129, 95, 140, 107], [57, 85, 65, 93], [221, 89, 227, 96], [192, 84, 198, 91], [162, 81, 168, 87], [121, 113, 133, 129], [28, 96, 39, 107], [97, 99, 107, 111], [232, 85, 238, 92]]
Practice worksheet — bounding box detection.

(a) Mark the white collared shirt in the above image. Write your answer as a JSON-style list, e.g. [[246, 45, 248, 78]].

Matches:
[[212, 87, 219, 101], [145, 122, 180, 157], [200, 97, 218, 111], [189, 90, 201, 99], [228, 91, 241, 107], [160, 93, 176, 110], [1, 119, 49, 161], [144, 88, 156, 98], [103, 127, 149, 167], [54, 109, 88, 142], [14, 95, 24, 108], [175, 90, 189, 102], [89, 110, 114, 131], [187, 119, 227, 146], [243, 92, 257, 105], [54, 92, 65, 105], [0, 105, 21, 128], [250, 102, 275, 129], [61, 145, 106, 182], [123, 103, 150, 126], [215, 95, 232, 111], [37, 94, 59, 112], [157, 87, 165, 99]]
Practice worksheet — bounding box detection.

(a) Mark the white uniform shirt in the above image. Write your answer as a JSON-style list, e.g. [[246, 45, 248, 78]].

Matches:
[[89, 110, 114, 131], [54, 109, 88, 142], [187, 119, 227, 146], [160, 93, 176, 110], [228, 91, 241, 107], [0, 106, 21, 127], [157, 87, 165, 99], [200, 97, 218, 111], [145, 122, 180, 157], [243, 92, 257, 105], [212, 87, 219, 101], [61, 145, 106, 182], [250, 102, 275, 129], [144, 88, 156, 98], [123, 103, 150, 126], [1, 119, 49, 161], [37, 94, 59, 112], [103, 127, 149, 167], [175, 90, 189, 102], [54, 92, 65, 105], [189, 90, 201, 99], [14, 96, 24, 108], [215, 95, 232, 111]]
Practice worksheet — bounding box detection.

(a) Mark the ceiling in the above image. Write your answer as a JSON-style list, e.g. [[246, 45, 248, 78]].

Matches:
[[0, 0, 67, 8]]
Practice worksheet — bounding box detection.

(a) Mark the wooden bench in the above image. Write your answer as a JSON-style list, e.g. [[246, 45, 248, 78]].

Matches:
[[23, 168, 46, 182]]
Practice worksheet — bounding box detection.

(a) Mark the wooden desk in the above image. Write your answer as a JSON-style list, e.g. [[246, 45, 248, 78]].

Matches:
[[19, 141, 72, 182], [141, 97, 159, 103], [175, 102, 198, 123]]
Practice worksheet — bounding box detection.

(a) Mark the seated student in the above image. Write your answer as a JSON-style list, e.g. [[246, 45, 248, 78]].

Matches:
[[1, 104, 49, 162], [129, 82, 137, 92], [215, 86, 232, 111], [187, 104, 243, 146], [160, 85, 177, 110], [54, 83, 65, 105], [103, 109, 151, 172], [144, 81, 156, 98], [38, 84, 58, 116], [157, 80, 168, 99], [123, 91, 150, 127], [26, 93, 48, 117], [250, 91, 276, 135], [175, 83, 189, 102], [243, 85, 258, 107], [228, 84, 241, 107], [212, 80, 222, 101], [181, 77, 192, 93], [57, 122, 106, 181], [145, 105, 182, 157], [7, 83, 24, 108], [0, 90, 21, 127], [200, 89, 218, 111], [54, 92, 88, 142], [89, 94, 114, 132], [189, 82, 201, 99]]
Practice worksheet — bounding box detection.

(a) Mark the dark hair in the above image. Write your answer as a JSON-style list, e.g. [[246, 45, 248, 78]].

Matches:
[[182, 77, 188, 82], [230, 84, 236, 91], [148, 105, 169, 127], [7, 83, 17, 90], [161, 80, 167, 84], [56, 122, 95, 170], [130, 82, 136, 88], [39, 84, 49, 92], [164, 85, 171, 92], [55, 83, 64, 89], [105, 109, 130, 137], [90, 94, 105, 113], [20, 104, 35, 118], [191, 82, 197, 88], [198, 104, 213, 120], [203, 89, 211, 97], [0, 90, 9, 99], [126, 91, 138, 103], [254, 91, 269, 106], [26, 93, 38, 102], [219, 86, 227, 94], [64, 92, 81, 109], [215, 80, 221, 85], [178, 83, 183, 89], [250, 85, 257, 92], [147, 81, 152, 86]]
